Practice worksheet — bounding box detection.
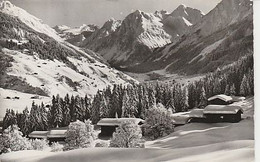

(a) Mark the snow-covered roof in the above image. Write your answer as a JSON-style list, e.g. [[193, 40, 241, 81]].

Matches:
[[208, 94, 233, 102], [47, 130, 67, 138], [203, 105, 243, 115], [97, 118, 144, 126], [28, 131, 48, 139], [189, 109, 206, 118], [231, 96, 246, 102]]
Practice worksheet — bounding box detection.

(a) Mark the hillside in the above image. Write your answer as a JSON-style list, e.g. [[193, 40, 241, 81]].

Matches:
[[0, 1, 137, 99]]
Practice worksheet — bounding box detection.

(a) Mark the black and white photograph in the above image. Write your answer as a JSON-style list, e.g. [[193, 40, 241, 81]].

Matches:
[[0, 0, 257, 161]]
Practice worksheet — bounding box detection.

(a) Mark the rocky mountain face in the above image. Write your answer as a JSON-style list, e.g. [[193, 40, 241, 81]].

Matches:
[[162, 4, 204, 41], [126, 0, 253, 75], [0, 1, 137, 97], [80, 6, 203, 68]]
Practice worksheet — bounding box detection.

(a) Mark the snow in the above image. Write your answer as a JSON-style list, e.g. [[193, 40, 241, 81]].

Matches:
[[182, 17, 193, 26], [208, 94, 233, 102], [0, 150, 54, 162], [2, 48, 135, 98], [0, 88, 51, 121], [47, 130, 67, 138], [0, 98, 254, 162], [138, 12, 172, 48], [60, 24, 97, 36], [189, 38, 225, 64], [0, 1, 62, 41]]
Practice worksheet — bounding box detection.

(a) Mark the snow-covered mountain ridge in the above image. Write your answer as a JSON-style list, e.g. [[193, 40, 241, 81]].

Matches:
[[53, 24, 99, 44], [79, 5, 203, 67], [126, 0, 253, 76], [0, 1, 137, 97], [0, 1, 62, 41]]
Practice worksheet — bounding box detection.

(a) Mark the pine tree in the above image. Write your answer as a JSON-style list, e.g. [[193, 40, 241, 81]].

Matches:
[[147, 88, 156, 108], [230, 84, 236, 96], [91, 91, 101, 124], [240, 74, 250, 96], [182, 87, 189, 111], [99, 92, 109, 118], [3, 109, 17, 130], [84, 94, 91, 120], [224, 84, 231, 96], [121, 90, 130, 117], [53, 95, 63, 127], [29, 101, 39, 131], [39, 103, 48, 130], [110, 85, 121, 118], [198, 87, 207, 108], [20, 107, 30, 135], [63, 94, 71, 126], [73, 95, 85, 121], [70, 95, 75, 122]]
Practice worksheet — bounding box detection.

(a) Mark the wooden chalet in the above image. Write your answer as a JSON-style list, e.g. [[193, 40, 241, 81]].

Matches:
[[203, 105, 243, 122], [28, 127, 68, 144]]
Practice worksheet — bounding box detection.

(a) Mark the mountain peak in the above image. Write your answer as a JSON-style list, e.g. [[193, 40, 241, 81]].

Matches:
[[1, 0, 62, 41], [178, 4, 187, 9], [102, 18, 121, 32]]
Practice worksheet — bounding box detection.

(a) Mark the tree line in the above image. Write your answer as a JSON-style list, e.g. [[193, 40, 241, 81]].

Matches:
[[2, 53, 253, 136]]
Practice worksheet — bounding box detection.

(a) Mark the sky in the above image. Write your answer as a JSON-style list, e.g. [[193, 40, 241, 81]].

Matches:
[[8, 0, 221, 27]]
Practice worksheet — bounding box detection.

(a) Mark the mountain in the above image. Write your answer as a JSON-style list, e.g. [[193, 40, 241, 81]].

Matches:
[[80, 6, 203, 68], [127, 0, 253, 75], [53, 24, 99, 46], [162, 4, 204, 41], [0, 1, 61, 41], [0, 1, 137, 97]]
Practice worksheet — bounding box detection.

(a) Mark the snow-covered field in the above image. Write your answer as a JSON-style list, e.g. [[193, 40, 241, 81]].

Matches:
[[0, 97, 254, 162], [0, 88, 51, 120]]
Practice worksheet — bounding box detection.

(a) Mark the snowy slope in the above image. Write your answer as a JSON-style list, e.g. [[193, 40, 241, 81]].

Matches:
[[0, 1, 62, 41], [0, 2, 137, 100], [0, 97, 254, 162], [54, 24, 99, 40], [2, 48, 135, 97], [0, 88, 51, 121]]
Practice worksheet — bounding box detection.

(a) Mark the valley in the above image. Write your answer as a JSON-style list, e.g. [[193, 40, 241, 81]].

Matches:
[[0, 0, 255, 161]]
